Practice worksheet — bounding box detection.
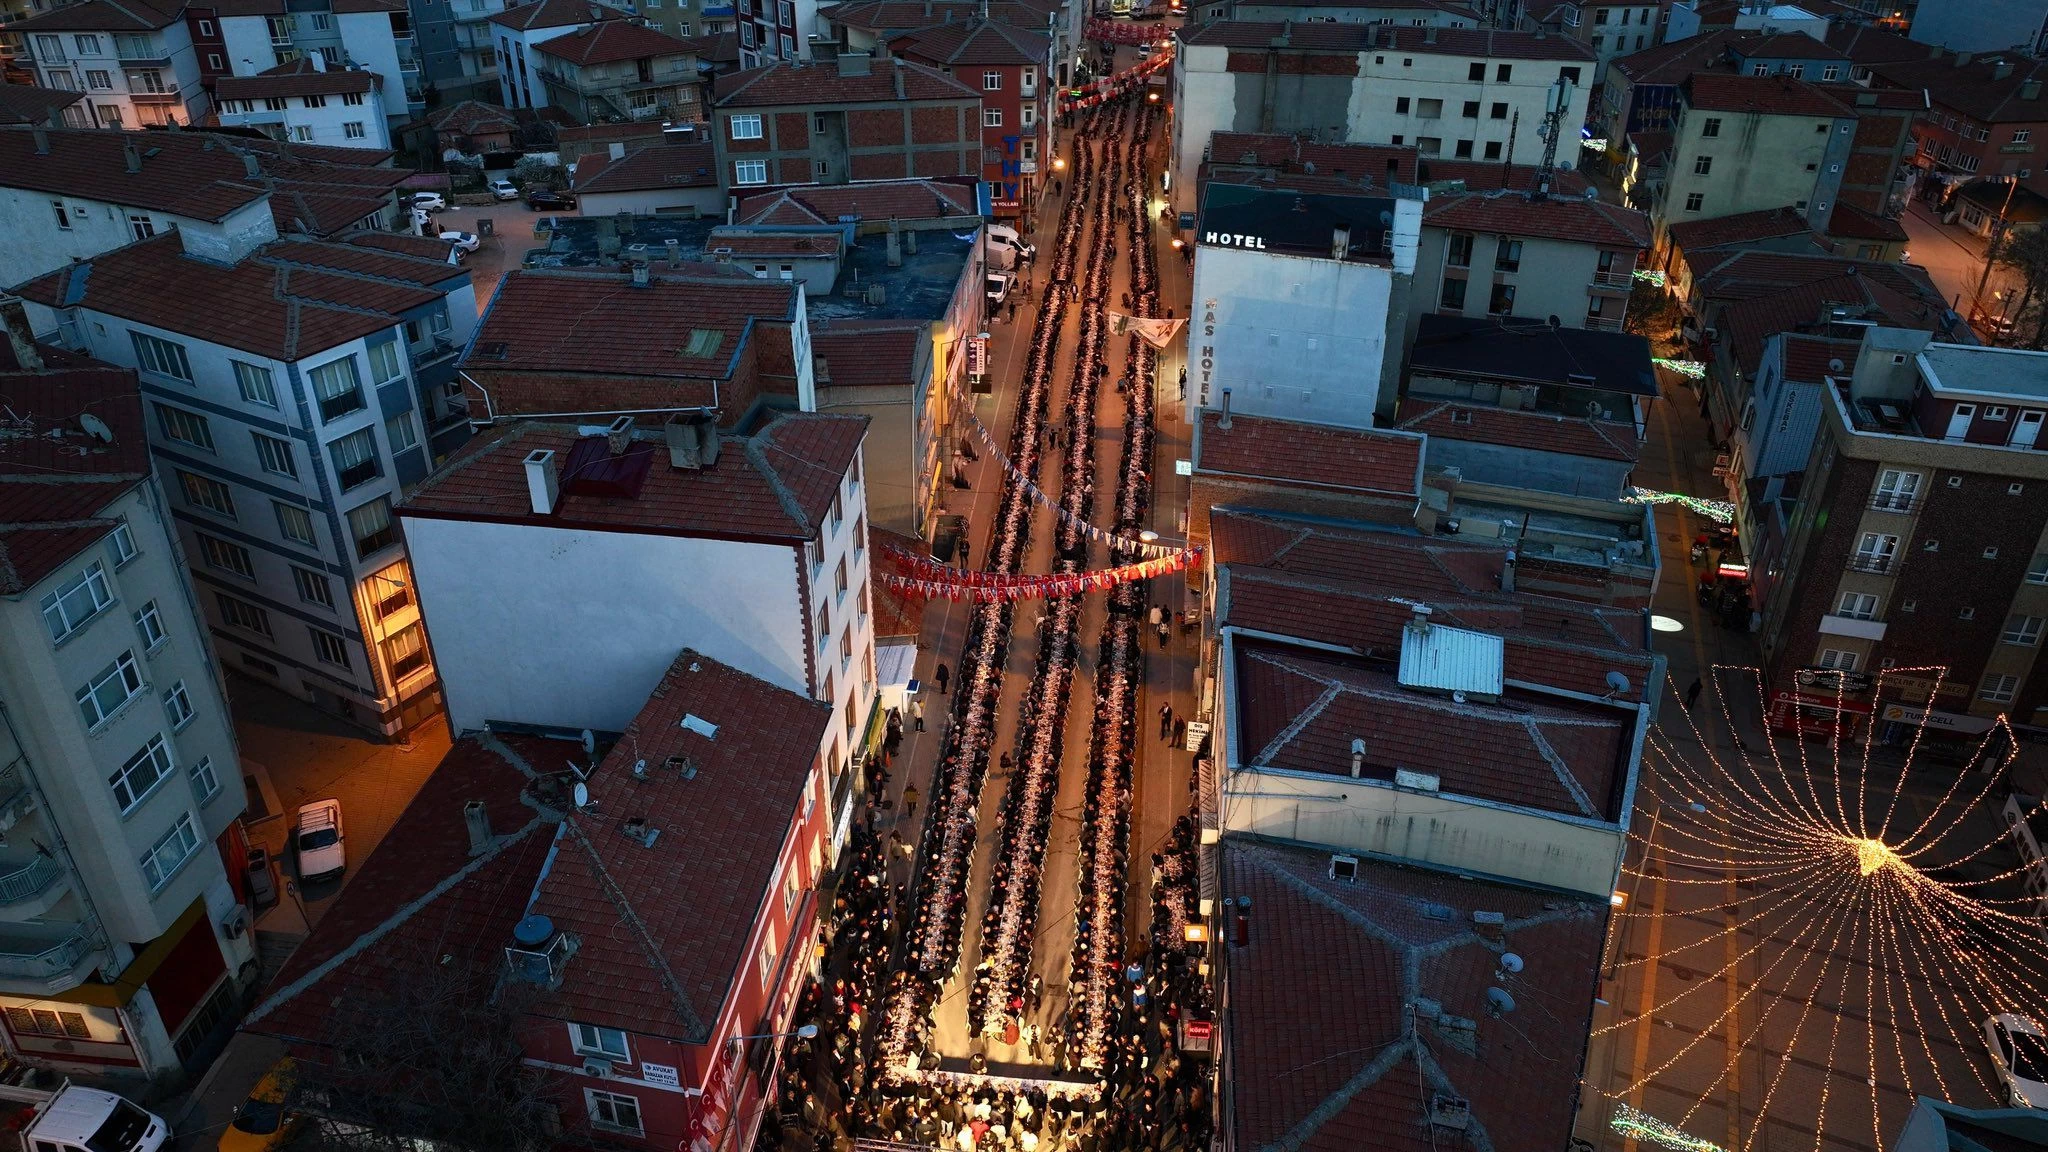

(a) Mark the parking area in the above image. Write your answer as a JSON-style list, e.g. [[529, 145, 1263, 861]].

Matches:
[[426, 201, 550, 314]]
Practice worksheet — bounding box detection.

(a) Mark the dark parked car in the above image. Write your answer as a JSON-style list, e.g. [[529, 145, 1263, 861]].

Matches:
[[526, 189, 576, 210]]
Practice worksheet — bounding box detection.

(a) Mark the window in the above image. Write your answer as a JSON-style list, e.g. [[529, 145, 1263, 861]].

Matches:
[[1447, 232, 1474, 268], [309, 356, 365, 422], [2015, 483, 2029, 496], [51, 201, 72, 230], [1983, 674, 2022, 704], [841, 626, 853, 668], [112, 734, 174, 813], [328, 427, 381, 491], [1454, 139, 1473, 158], [86, 69, 111, 89], [730, 112, 763, 139], [815, 601, 830, 652], [1959, 606, 1974, 620], [344, 122, 365, 140], [99, 105, 122, 127], [734, 160, 767, 185], [163, 681, 193, 730], [1701, 117, 1721, 138], [1021, 104, 1036, 128], [1853, 532, 1898, 573], [1818, 649, 1859, 672], [1684, 192, 1705, 212], [1560, 66, 1580, 85], [77, 651, 144, 728], [244, 431, 298, 479], [1468, 61, 1484, 81], [349, 497, 397, 559], [1988, 546, 2003, 559], [759, 922, 779, 987], [385, 412, 418, 455], [154, 403, 213, 452], [1873, 469, 1920, 512], [1021, 67, 1035, 92], [1822, 65, 1840, 81], [1496, 64, 1511, 81], [131, 332, 192, 382], [190, 756, 220, 803], [1440, 277, 1467, 309], [368, 340, 404, 384], [836, 556, 848, 598], [1837, 592, 1878, 620], [2008, 615, 2045, 646], [303, 94, 326, 109], [197, 534, 255, 580], [372, 567, 411, 618], [384, 622, 428, 678], [275, 502, 316, 546], [139, 813, 200, 890], [983, 70, 1001, 90], [1693, 154, 1712, 175], [1461, 100, 1479, 118], [572, 1024, 630, 1062], [1494, 239, 1523, 271], [41, 562, 112, 642], [1487, 282, 1516, 314], [309, 628, 351, 669], [343, 91, 363, 106], [2030, 553, 2048, 585], [107, 521, 136, 569], [586, 1090, 643, 1137], [234, 361, 277, 407], [6, 1009, 91, 1039], [983, 108, 1003, 127], [291, 126, 313, 142], [135, 600, 165, 649], [128, 213, 155, 241], [1396, 96, 1410, 114], [1416, 97, 1443, 118], [1416, 136, 1441, 155], [216, 593, 271, 637], [293, 566, 334, 609], [1787, 64, 1803, 78]]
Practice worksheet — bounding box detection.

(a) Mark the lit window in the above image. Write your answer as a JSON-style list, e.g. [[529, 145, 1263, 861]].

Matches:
[[130, 332, 192, 381], [571, 1024, 629, 1062]]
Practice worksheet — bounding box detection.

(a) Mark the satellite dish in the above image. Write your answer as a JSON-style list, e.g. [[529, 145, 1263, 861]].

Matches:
[[1499, 952, 1524, 974], [1828, 358, 1846, 373], [581, 728, 596, 757], [1486, 987, 1517, 1016], [1604, 671, 1632, 696], [78, 413, 113, 443], [572, 781, 590, 808], [1585, 399, 1604, 418]]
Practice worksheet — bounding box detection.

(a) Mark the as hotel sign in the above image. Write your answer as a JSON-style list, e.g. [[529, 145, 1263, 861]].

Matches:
[[1202, 232, 1267, 249]]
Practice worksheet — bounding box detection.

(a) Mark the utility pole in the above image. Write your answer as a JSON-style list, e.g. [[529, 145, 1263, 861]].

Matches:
[[1972, 174, 2021, 337]]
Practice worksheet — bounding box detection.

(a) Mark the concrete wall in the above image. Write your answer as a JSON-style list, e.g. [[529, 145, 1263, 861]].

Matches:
[[1187, 244, 1394, 429], [25, 24, 209, 128], [577, 184, 726, 218], [338, 11, 413, 123], [0, 191, 205, 290], [1656, 105, 1846, 247], [218, 86, 394, 150], [219, 15, 276, 78], [1409, 227, 1627, 350]]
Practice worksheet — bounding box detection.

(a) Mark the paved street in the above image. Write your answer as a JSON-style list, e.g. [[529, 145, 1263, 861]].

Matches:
[[1899, 200, 2014, 327]]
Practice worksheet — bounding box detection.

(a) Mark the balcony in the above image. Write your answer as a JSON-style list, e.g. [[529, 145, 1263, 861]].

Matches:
[[1868, 492, 1918, 514], [1590, 270, 1632, 290], [1582, 314, 1623, 332], [0, 857, 67, 922], [1847, 554, 1896, 575], [0, 924, 98, 994]]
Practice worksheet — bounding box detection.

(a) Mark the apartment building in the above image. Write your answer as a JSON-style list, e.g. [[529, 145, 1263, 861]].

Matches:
[[12, 230, 479, 737], [711, 54, 980, 189], [819, 0, 1079, 86], [215, 58, 392, 149], [1650, 73, 1857, 250], [1167, 22, 1594, 216], [411, 0, 514, 105], [1758, 335, 2048, 738], [0, 126, 411, 300], [1866, 50, 2048, 188], [888, 19, 1049, 217], [533, 20, 706, 122], [489, 0, 607, 108], [200, 0, 422, 124], [1411, 189, 1649, 347], [0, 324, 254, 1080], [245, 651, 838, 1152], [10, 3, 210, 128]]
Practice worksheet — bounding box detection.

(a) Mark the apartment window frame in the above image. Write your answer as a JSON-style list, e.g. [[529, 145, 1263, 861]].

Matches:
[[1693, 154, 1712, 176], [189, 756, 220, 803], [983, 69, 1001, 90], [1818, 648, 1859, 672], [1493, 238, 1523, 272], [154, 403, 214, 452], [328, 426, 382, 492], [108, 521, 136, 568], [586, 1090, 643, 1137], [572, 1024, 630, 1062], [293, 566, 335, 609], [1836, 592, 1878, 620], [2029, 553, 2048, 585], [348, 497, 398, 559], [134, 600, 165, 650], [139, 812, 201, 891], [1684, 192, 1705, 212], [233, 361, 278, 408], [384, 621, 428, 679], [251, 431, 299, 478], [1447, 232, 1474, 268], [308, 355, 366, 424], [1983, 674, 2022, 704], [42, 562, 113, 643], [983, 107, 1003, 127], [162, 680, 194, 731], [2006, 615, 2045, 646], [1700, 117, 1721, 138], [197, 534, 256, 580], [131, 331, 192, 382], [76, 650, 145, 730], [111, 733, 175, 814], [729, 112, 763, 139], [275, 501, 316, 546], [309, 627, 352, 669], [215, 592, 271, 637], [734, 160, 768, 185]]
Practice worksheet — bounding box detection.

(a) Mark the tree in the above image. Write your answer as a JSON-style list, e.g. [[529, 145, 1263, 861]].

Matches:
[[1993, 225, 2048, 348]]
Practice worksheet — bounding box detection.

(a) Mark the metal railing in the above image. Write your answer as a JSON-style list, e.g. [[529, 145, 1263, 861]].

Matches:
[[0, 929, 91, 980], [1847, 554, 1896, 575], [1869, 492, 1918, 513], [0, 857, 60, 906], [1582, 314, 1624, 331], [1591, 270, 1632, 288]]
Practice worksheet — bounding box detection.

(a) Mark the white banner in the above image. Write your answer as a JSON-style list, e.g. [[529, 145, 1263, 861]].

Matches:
[[1108, 312, 1186, 349]]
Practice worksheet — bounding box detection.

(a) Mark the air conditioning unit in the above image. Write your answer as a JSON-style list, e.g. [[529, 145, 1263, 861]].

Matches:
[[582, 1058, 613, 1079]]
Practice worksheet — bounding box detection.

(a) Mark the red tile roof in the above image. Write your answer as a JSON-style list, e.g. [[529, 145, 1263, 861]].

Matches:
[[821, 0, 1059, 37], [1736, 31, 1848, 61], [13, 232, 469, 361], [0, 85, 82, 126], [1684, 72, 1853, 118], [574, 140, 717, 192], [0, 350, 150, 593], [888, 18, 1049, 67], [1866, 52, 2048, 123], [217, 58, 379, 100], [399, 412, 869, 542], [1221, 840, 1605, 1152], [1193, 410, 1422, 498], [1179, 21, 1592, 61], [812, 323, 922, 388], [677, 29, 740, 65], [240, 734, 563, 1045], [735, 178, 977, 224], [1395, 398, 1639, 464], [524, 649, 830, 1041], [536, 20, 701, 64], [470, 268, 797, 383], [1610, 28, 1753, 86], [4, 0, 178, 31], [1423, 192, 1647, 248], [426, 98, 522, 135], [1665, 204, 1813, 253], [1823, 20, 1930, 67], [489, 0, 611, 30], [713, 56, 981, 107], [338, 230, 462, 262], [1829, 200, 1909, 241]]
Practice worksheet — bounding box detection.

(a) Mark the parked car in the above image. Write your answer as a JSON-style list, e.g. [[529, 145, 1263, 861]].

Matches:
[[489, 177, 519, 200], [526, 188, 576, 210], [245, 845, 277, 909], [2, 1084, 168, 1152], [410, 191, 446, 211], [1986, 1014, 2048, 1108], [295, 799, 346, 882], [985, 271, 1012, 305], [440, 230, 482, 253], [217, 1060, 300, 1152]]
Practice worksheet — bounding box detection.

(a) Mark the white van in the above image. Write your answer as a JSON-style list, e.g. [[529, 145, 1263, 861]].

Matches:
[[986, 224, 1035, 263], [986, 271, 1012, 305], [15, 1085, 168, 1152]]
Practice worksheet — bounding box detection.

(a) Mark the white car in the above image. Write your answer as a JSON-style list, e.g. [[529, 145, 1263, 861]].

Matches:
[[1986, 1013, 2048, 1108], [489, 177, 519, 200], [410, 191, 446, 211], [439, 230, 481, 253], [295, 799, 346, 883]]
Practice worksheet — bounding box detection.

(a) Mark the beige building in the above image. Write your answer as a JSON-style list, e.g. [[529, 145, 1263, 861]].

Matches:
[[534, 20, 708, 123], [1409, 190, 1648, 348], [1651, 71, 1857, 252]]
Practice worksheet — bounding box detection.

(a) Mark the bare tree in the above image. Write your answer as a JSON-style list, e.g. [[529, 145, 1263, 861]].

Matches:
[[1994, 226, 2048, 348]]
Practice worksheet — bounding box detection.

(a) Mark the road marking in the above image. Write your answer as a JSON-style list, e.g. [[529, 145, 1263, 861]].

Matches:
[[1624, 826, 1668, 1152]]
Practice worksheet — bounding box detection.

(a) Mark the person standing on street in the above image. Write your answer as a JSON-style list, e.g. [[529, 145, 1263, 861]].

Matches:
[[1158, 703, 1173, 741], [902, 783, 920, 821], [936, 662, 951, 695], [914, 696, 926, 731]]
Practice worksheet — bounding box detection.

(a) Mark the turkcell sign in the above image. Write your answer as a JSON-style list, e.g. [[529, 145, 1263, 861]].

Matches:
[[1202, 232, 1266, 249]]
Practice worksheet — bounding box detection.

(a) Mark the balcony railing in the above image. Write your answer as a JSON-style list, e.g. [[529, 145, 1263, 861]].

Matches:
[[318, 388, 364, 423], [1847, 554, 1896, 575], [1582, 314, 1624, 332], [0, 928, 91, 982], [1869, 492, 1918, 513], [1591, 270, 1632, 289], [0, 857, 61, 906]]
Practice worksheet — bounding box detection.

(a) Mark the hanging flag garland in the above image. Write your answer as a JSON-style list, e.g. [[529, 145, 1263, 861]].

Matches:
[[878, 543, 1201, 603], [1058, 48, 1174, 114]]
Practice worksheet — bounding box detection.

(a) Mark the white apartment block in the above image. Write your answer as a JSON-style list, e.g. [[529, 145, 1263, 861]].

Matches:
[[0, 316, 254, 1080], [216, 58, 393, 149], [214, 0, 424, 124], [489, 0, 609, 110], [12, 230, 478, 738], [12, 6, 210, 129]]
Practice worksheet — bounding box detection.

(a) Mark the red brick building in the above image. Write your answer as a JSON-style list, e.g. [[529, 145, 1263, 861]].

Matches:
[[242, 647, 838, 1152], [888, 19, 1050, 217], [1864, 50, 2048, 190], [710, 53, 981, 193]]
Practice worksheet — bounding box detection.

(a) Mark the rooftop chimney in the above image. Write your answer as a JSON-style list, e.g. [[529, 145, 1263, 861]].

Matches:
[[893, 58, 906, 99], [1219, 387, 1232, 429], [1409, 602, 1433, 633], [464, 800, 492, 855], [838, 52, 871, 76], [525, 448, 559, 514], [1423, 24, 1436, 43], [0, 296, 44, 372], [243, 152, 261, 177], [631, 261, 651, 288], [1232, 895, 1251, 946], [1349, 737, 1366, 778], [2026, 79, 2043, 100], [606, 415, 634, 455], [123, 138, 141, 174], [30, 126, 48, 156], [1995, 60, 2015, 80], [1955, 51, 1974, 68], [886, 226, 903, 267], [1331, 224, 1350, 260], [1500, 548, 1516, 593]]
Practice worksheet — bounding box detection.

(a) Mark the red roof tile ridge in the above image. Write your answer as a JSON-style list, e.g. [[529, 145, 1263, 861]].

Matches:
[[557, 807, 709, 1036]]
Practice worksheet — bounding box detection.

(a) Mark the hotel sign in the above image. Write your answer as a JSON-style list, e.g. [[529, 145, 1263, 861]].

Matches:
[[1202, 232, 1267, 249]]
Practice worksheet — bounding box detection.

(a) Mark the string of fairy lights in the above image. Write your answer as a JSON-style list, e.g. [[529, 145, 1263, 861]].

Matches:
[[1591, 663, 2048, 1152]]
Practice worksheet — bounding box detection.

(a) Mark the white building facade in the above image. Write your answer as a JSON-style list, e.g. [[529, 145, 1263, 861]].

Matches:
[[14, 13, 210, 129], [215, 60, 393, 149]]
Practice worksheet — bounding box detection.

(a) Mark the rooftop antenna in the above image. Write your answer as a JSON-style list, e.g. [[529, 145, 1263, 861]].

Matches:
[[1532, 75, 1575, 200]]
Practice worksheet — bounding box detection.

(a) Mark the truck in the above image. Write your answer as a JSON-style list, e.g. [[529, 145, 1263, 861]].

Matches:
[[0, 1080, 170, 1152]]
